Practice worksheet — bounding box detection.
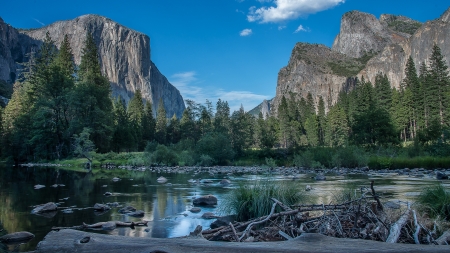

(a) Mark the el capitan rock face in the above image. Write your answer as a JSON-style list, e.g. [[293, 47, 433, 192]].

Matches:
[[0, 17, 22, 84], [0, 14, 185, 118]]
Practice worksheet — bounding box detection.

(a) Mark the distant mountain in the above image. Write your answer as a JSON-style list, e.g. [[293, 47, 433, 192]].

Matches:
[[0, 15, 185, 118], [269, 7, 450, 116], [248, 98, 273, 119]]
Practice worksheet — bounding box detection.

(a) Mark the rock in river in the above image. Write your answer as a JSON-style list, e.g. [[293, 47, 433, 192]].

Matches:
[[118, 206, 136, 214], [34, 184, 45, 190], [201, 212, 218, 219], [157, 176, 168, 183], [189, 207, 201, 213], [93, 203, 111, 211], [0, 232, 35, 244], [193, 195, 218, 206], [436, 172, 449, 180], [31, 202, 58, 214], [127, 210, 145, 217]]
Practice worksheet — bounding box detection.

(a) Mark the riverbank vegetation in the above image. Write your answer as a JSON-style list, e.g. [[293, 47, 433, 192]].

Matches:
[[0, 32, 450, 171]]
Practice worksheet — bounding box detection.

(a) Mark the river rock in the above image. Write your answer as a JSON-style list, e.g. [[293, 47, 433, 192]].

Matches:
[[193, 195, 218, 206], [102, 222, 117, 230], [62, 208, 74, 214], [93, 203, 111, 211], [219, 179, 231, 186], [436, 172, 449, 180], [34, 184, 45, 190], [32, 202, 58, 213], [201, 179, 214, 184], [127, 210, 145, 217], [305, 185, 312, 191], [314, 175, 326, 181], [112, 177, 120, 182], [157, 176, 168, 183], [104, 192, 112, 196], [189, 207, 201, 213], [118, 206, 137, 214], [0, 231, 35, 244], [201, 212, 217, 219], [210, 215, 237, 229]]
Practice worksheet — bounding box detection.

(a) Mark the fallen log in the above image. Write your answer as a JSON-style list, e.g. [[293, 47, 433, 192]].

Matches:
[[386, 203, 411, 243], [435, 230, 450, 245], [34, 229, 450, 253]]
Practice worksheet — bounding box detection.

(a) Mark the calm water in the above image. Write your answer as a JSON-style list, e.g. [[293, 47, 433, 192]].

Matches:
[[0, 165, 448, 252]]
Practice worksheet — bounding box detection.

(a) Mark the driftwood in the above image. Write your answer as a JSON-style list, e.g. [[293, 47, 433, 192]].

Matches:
[[202, 182, 448, 246], [34, 228, 450, 253], [51, 220, 148, 231], [435, 230, 450, 245], [386, 203, 411, 243]]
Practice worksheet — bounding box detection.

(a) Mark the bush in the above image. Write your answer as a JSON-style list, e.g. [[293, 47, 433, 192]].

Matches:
[[153, 145, 178, 166], [220, 180, 308, 221], [198, 154, 215, 167], [293, 150, 314, 168], [196, 132, 234, 165], [144, 141, 158, 153], [178, 150, 195, 166], [417, 184, 450, 220], [265, 157, 277, 168]]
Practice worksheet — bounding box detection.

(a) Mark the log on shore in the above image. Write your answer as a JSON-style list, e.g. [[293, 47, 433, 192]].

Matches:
[[33, 229, 450, 253]]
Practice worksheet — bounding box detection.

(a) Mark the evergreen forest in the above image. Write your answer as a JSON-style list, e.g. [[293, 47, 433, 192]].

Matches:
[[1, 32, 450, 169]]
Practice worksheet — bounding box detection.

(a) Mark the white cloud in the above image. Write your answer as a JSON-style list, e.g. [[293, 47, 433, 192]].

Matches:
[[294, 24, 310, 33], [169, 71, 270, 113], [240, 28, 253, 36], [278, 25, 286, 30], [248, 0, 345, 23]]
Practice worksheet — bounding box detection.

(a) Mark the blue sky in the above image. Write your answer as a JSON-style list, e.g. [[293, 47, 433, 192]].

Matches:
[[1, 0, 449, 112]]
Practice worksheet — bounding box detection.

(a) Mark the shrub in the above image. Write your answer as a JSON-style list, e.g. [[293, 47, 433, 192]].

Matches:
[[153, 145, 178, 166], [220, 180, 308, 221], [144, 141, 158, 153], [265, 157, 277, 168], [178, 150, 195, 166], [198, 154, 215, 167], [293, 150, 314, 168], [196, 132, 234, 164], [417, 184, 450, 220]]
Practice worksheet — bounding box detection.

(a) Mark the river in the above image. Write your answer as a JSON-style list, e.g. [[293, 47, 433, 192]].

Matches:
[[0, 165, 448, 252]]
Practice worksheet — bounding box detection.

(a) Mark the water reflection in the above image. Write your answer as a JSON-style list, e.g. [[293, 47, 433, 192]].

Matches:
[[0, 165, 449, 252]]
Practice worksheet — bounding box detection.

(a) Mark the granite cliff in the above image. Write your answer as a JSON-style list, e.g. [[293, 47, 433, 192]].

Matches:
[[0, 15, 185, 118], [266, 7, 450, 116]]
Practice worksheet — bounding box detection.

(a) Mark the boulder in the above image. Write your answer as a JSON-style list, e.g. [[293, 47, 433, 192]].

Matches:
[[314, 175, 326, 181], [118, 206, 136, 214], [193, 195, 218, 206], [210, 215, 237, 229], [34, 184, 45, 190], [157, 176, 168, 183], [104, 192, 112, 196], [305, 185, 312, 191], [436, 172, 449, 180], [189, 207, 201, 213], [127, 210, 145, 217], [93, 203, 111, 211], [0, 232, 35, 244], [112, 177, 120, 182], [32, 202, 58, 214], [201, 212, 217, 219], [219, 179, 231, 186]]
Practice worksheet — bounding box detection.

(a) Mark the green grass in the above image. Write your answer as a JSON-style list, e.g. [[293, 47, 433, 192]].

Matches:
[[220, 180, 309, 221], [417, 184, 450, 220], [368, 156, 450, 170]]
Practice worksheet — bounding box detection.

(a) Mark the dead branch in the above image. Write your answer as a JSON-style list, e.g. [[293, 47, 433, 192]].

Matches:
[[229, 222, 239, 242], [435, 230, 450, 245], [239, 202, 277, 241], [412, 210, 420, 244], [386, 203, 411, 243]]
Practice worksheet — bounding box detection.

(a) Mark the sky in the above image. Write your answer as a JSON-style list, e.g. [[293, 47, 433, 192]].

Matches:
[[1, 0, 449, 112]]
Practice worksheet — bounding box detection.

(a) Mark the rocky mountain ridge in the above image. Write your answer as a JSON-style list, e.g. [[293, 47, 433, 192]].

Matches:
[[0, 15, 185, 117], [267, 7, 450, 116]]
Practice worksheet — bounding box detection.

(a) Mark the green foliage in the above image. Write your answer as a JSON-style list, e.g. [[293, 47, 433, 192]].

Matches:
[[265, 157, 277, 168], [152, 144, 178, 166], [178, 150, 195, 166], [417, 184, 450, 220], [72, 127, 95, 165], [196, 132, 234, 165], [387, 20, 422, 35], [198, 154, 215, 166], [327, 60, 364, 77], [220, 180, 308, 221], [0, 79, 13, 100], [368, 156, 450, 170]]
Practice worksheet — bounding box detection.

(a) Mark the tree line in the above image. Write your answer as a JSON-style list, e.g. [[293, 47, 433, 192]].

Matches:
[[0, 32, 449, 166]]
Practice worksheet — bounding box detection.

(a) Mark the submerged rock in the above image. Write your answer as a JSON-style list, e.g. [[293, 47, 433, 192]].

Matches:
[[118, 206, 136, 214], [127, 210, 145, 217], [210, 215, 237, 229], [0, 231, 35, 244], [201, 212, 217, 219], [193, 195, 218, 206], [32, 202, 58, 214], [93, 203, 111, 211], [189, 207, 201, 213], [219, 179, 231, 186]]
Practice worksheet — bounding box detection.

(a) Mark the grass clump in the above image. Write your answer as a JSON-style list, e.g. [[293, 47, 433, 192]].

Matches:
[[417, 184, 450, 220], [220, 180, 308, 221]]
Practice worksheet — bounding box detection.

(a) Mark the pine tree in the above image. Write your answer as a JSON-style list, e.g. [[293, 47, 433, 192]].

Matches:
[[128, 90, 145, 149], [317, 96, 326, 146], [428, 44, 450, 127], [324, 104, 348, 147], [402, 56, 421, 138], [142, 102, 156, 144], [374, 73, 392, 112], [155, 99, 167, 144], [167, 114, 180, 144], [214, 99, 230, 134], [112, 98, 133, 152]]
